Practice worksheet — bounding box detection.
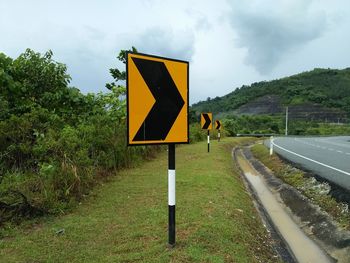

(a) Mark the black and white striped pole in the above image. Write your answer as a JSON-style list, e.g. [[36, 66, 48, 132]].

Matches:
[[168, 144, 176, 247], [207, 130, 210, 153]]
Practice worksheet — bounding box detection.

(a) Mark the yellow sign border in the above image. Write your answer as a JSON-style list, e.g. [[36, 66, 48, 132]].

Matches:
[[215, 120, 222, 130], [127, 52, 189, 146], [201, 113, 212, 130]]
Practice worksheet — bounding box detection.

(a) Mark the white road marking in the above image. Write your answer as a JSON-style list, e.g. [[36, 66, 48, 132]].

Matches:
[[272, 142, 350, 176], [314, 137, 350, 149], [292, 137, 349, 155]]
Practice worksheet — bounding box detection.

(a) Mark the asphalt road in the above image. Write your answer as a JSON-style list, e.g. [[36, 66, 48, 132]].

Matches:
[[266, 136, 350, 191]]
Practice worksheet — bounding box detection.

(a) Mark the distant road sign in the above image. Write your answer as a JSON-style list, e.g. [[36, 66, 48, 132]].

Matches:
[[127, 52, 189, 145], [201, 113, 212, 130], [215, 120, 221, 130]]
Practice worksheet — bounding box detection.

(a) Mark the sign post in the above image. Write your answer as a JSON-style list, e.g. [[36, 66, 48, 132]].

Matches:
[[201, 113, 212, 152], [168, 144, 175, 245], [207, 130, 210, 152], [127, 52, 189, 247], [215, 120, 221, 142]]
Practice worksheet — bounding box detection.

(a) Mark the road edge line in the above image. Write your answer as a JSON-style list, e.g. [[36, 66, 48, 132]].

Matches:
[[273, 142, 350, 176]]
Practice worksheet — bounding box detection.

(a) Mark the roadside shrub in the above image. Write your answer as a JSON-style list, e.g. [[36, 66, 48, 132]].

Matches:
[[0, 49, 164, 223], [189, 123, 206, 143]]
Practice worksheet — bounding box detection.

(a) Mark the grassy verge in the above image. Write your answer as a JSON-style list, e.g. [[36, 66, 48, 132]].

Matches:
[[0, 137, 281, 263], [251, 143, 350, 230]]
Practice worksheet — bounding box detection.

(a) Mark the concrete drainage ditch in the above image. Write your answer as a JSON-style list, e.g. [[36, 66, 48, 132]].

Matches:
[[234, 146, 350, 263]]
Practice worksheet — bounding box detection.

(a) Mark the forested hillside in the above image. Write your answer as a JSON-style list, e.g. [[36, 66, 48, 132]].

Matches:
[[192, 68, 350, 117], [191, 68, 350, 136]]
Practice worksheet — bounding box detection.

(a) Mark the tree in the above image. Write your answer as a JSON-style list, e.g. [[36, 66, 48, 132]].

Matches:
[[1, 49, 74, 117], [105, 46, 137, 91], [188, 108, 198, 124], [101, 47, 138, 122], [11, 49, 71, 99]]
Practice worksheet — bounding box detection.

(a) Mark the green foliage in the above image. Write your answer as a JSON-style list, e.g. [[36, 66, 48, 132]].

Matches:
[[287, 120, 350, 135], [222, 115, 281, 136], [189, 123, 227, 143], [220, 114, 350, 136], [192, 68, 350, 118], [189, 124, 206, 143], [1, 49, 74, 118], [0, 48, 162, 222], [188, 107, 198, 124], [105, 46, 137, 91], [222, 119, 239, 136]]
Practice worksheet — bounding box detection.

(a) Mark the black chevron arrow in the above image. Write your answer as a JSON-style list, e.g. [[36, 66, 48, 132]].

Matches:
[[216, 120, 221, 130], [132, 57, 185, 141], [202, 114, 211, 129]]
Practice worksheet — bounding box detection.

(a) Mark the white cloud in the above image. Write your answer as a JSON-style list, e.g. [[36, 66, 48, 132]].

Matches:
[[0, 0, 349, 103], [227, 0, 327, 74], [134, 27, 195, 61]]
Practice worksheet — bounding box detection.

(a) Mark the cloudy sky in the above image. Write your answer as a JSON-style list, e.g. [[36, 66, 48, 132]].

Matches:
[[1, 0, 349, 104]]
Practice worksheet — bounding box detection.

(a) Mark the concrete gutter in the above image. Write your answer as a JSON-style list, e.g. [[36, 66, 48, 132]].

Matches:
[[234, 147, 345, 263]]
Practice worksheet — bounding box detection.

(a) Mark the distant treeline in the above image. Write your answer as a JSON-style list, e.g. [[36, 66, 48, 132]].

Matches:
[[190, 67, 350, 136], [221, 115, 350, 136]]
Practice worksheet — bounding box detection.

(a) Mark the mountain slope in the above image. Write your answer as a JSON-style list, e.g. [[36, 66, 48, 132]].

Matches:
[[192, 68, 350, 122]]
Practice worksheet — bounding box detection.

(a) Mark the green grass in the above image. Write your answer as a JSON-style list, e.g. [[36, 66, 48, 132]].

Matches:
[[251, 143, 350, 230], [0, 138, 280, 262]]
